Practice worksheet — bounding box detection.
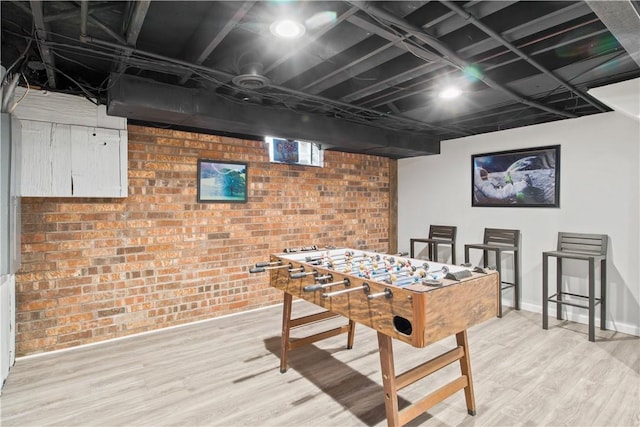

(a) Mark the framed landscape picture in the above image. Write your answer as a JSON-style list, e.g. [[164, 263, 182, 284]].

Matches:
[[471, 145, 560, 207], [197, 159, 247, 203]]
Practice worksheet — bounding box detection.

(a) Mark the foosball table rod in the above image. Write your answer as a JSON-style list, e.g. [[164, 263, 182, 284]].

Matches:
[[249, 263, 292, 273], [367, 288, 393, 300], [290, 269, 318, 279], [303, 278, 350, 292], [322, 283, 370, 298]]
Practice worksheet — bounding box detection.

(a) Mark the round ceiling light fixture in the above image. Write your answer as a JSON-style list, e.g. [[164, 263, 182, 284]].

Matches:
[[439, 86, 463, 99], [270, 19, 305, 39]]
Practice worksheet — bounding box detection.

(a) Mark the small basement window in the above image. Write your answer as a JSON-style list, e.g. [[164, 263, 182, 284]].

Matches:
[[265, 136, 323, 167]]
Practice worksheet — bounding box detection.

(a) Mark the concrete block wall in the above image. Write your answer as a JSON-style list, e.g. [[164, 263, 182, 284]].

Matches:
[[15, 125, 392, 355]]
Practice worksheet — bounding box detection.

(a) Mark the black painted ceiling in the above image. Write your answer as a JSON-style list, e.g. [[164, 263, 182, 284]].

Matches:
[[2, 1, 639, 158]]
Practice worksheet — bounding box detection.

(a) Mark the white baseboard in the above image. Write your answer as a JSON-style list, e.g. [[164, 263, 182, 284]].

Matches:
[[519, 301, 639, 337], [17, 298, 639, 362], [17, 303, 284, 361]]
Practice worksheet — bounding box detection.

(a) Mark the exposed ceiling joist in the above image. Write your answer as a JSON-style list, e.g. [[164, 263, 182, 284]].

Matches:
[[178, 1, 255, 85], [440, 0, 607, 113], [85, 35, 457, 136], [264, 6, 360, 76], [44, 3, 117, 23], [348, 1, 577, 119], [115, 0, 151, 74], [3, 0, 638, 158]]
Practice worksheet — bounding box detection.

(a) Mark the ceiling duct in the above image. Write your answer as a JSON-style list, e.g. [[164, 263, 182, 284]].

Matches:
[[107, 73, 440, 159]]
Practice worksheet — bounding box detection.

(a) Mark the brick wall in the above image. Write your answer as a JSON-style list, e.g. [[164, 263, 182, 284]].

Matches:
[[16, 125, 392, 355]]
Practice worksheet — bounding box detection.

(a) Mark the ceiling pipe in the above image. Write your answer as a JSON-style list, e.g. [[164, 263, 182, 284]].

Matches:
[[348, 1, 577, 119], [441, 0, 608, 112], [29, 0, 57, 88], [80, 0, 88, 42], [80, 1, 125, 45]]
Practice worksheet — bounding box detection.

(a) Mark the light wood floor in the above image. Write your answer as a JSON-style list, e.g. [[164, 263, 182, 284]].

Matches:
[[1, 302, 638, 427]]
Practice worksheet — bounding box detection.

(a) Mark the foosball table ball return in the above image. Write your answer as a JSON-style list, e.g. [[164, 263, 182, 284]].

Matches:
[[251, 247, 499, 427]]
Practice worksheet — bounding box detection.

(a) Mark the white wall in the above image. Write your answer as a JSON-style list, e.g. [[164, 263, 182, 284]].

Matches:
[[398, 111, 640, 336]]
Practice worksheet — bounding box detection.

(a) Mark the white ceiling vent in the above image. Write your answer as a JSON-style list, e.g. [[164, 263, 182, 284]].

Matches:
[[231, 73, 270, 89], [232, 61, 270, 89]]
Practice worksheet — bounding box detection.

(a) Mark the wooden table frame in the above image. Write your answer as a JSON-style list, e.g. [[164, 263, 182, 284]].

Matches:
[[264, 249, 497, 427], [279, 295, 477, 426]]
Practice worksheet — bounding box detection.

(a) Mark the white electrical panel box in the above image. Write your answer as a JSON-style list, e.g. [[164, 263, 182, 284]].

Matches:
[[12, 87, 128, 198]]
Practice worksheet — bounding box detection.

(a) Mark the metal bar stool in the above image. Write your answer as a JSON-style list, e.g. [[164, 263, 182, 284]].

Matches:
[[464, 228, 521, 318], [542, 232, 608, 342], [410, 225, 457, 264]]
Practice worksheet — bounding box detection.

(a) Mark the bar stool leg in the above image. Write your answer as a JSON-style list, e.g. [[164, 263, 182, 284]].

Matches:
[[514, 248, 521, 310], [495, 250, 502, 318], [451, 242, 456, 265], [600, 259, 607, 331], [556, 258, 563, 321], [588, 258, 595, 342], [542, 254, 549, 330]]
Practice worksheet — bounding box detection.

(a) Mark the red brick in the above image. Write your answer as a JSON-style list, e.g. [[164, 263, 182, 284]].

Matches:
[[16, 124, 391, 355]]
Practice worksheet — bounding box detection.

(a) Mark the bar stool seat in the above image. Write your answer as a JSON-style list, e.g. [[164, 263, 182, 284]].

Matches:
[[464, 228, 521, 318], [410, 225, 457, 264], [542, 232, 608, 342]]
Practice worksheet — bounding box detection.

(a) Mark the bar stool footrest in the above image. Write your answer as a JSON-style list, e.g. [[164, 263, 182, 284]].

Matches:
[[547, 292, 601, 310]]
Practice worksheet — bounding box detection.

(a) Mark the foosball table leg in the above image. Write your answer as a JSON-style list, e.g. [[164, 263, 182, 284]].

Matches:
[[377, 332, 401, 427], [347, 320, 356, 349], [376, 329, 479, 426], [280, 293, 293, 373], [279, 292, 357, 374], [456, 330, 477, 415]]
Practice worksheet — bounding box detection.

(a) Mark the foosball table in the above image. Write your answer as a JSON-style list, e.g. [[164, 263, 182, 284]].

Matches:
[[251, 247, 499, 427]]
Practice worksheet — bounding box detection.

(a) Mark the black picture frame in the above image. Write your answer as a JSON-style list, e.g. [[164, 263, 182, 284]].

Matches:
[[471, 145, 560, 207], [197, 159, 247, 203]]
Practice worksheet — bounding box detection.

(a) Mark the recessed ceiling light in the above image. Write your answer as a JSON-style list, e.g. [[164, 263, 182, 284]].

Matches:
[[270, 19, 305, 39], [439, 87, 462, 99]]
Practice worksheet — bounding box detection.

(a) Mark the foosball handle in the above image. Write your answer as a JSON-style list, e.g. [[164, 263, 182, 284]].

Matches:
[[303, 284, 323, 292], [249, 267, 265, 273]]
